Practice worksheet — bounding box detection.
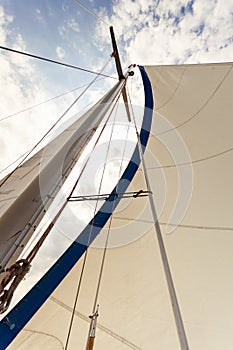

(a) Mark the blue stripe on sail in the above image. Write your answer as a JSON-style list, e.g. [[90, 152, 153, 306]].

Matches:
[[0, 66, 153, 349]]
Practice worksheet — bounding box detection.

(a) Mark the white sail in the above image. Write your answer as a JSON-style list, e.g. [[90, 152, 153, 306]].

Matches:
[[0, 80, 125, 269], [1, 63, 233, 349]]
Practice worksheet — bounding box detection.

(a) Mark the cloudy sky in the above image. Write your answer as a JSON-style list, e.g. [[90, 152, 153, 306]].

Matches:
[[0, 0, 232, 173]]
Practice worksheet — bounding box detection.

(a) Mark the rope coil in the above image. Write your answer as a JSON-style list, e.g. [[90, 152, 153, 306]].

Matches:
[[0, 260, 30, 314]]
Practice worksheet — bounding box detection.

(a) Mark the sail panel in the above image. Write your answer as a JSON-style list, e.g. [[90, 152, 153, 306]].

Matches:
[[144, 63, 233, 348], [144, 63, 233, 228]]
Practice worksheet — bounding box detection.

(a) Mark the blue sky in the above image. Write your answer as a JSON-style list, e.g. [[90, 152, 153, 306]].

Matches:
[[0, 0, 232, 170]]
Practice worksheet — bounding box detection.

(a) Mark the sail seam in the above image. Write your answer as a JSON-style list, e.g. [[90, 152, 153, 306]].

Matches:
[[51, 296, 142, 350], [155, 64, 233, 136], [146, 144, 233, 169]]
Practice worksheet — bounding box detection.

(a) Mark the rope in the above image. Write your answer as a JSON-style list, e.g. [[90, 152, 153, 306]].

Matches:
[[0, 56, 112, 188], [0, 259, 30, 314], [0, 46, 116, 79], [72, 0, 110, 27]]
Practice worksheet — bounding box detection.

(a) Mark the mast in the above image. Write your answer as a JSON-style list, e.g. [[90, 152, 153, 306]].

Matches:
[[110, 26, 133, 122]]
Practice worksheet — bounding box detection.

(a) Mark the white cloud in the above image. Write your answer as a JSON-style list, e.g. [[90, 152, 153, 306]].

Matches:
[[35, 7, 45, 22], [67, 18, 80, 32], [0, 5, 13, 43], [95, 0, 233, 65], [58, 24, 66, 38], [58, 18, 80, 41], [56, 45, 65, 59]]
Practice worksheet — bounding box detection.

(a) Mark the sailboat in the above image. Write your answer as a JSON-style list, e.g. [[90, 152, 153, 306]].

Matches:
[[0, 22, 233, 350]]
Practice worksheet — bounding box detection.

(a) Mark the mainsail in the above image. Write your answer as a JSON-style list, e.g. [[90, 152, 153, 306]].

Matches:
[[0, 62, 233, 350]]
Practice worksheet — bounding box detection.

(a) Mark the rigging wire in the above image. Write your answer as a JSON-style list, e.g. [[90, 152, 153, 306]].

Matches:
[[64, 86, 125, 350], [72, 0, 110, 27], [0, 56, 112, 188], [0, 46, 116, 80], [50, 296, 142, 350], [129, 93, 190, 350], [0, 79, 105, 122], [83, 106, 120, 350], [85, 91, 132, 348], [84, 97, 132, 349], [0, 100, 95, 177], [91, 112, 131, 314]]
